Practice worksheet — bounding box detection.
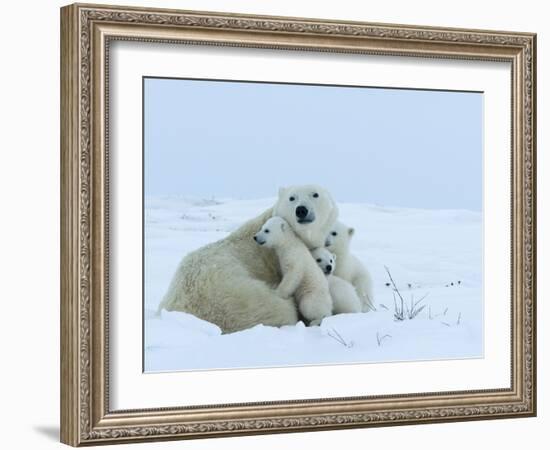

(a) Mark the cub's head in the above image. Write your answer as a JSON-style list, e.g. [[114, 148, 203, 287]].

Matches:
[[325, 221, 355, 254], [273, 184, 338, 249], [311, 247, 336, 276], [253, 216, 289, 248]]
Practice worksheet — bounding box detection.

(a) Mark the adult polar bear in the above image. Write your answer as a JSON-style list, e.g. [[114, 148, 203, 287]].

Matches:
[[158, 185, 339, 333]]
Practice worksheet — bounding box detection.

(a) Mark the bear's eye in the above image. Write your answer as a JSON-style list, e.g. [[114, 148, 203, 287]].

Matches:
[[312, 193, 319, 198], [289, 196, 295, 202], [316, 258, 322, 263], [265, 229, 270, 233], [331, 231, 337, 236]]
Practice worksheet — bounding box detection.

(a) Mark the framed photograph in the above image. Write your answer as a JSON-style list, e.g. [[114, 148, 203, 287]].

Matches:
[[60, 3, 537, 446]]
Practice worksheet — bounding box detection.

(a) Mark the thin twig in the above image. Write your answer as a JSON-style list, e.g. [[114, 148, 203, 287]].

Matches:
[[376, 332, 392, 347], [331, 328, 346, 344], [327, 328, 353, 348], [327, 331, 345, 346], [393, 291, 405, 321], [385, 266, 405, 305], [405, 292, 428, 319], [414, 292, 430, 308], [410, 305, 426, 319], [386, 266, 429, 321]]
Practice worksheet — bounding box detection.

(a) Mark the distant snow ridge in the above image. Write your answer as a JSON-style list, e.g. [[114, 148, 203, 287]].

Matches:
[[144, 196, 482, 372]]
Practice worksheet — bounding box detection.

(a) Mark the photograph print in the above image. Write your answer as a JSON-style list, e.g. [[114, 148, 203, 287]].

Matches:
[[144, 77, 483, 372]]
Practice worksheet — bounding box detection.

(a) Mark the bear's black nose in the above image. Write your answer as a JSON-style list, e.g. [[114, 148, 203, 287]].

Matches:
[[253, 236, 257, 241], [296, 206, 308, 219], [326, 264, 332, 272]]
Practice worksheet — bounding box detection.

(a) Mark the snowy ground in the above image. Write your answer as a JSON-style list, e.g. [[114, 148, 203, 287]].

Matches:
[[144, 196, 483, 372]]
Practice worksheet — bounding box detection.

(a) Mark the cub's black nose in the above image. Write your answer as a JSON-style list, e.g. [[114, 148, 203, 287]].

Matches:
[[253, 236, 257, 241], [296, 206, 308, 219], [326, 264, 332, 272]]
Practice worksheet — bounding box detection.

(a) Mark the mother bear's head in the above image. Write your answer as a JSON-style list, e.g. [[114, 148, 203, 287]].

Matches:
[[273, 184, 339, 250]]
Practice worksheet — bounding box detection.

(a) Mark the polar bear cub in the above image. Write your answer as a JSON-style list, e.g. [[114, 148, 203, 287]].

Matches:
[[254, 216, 332, 326], [325, 222, 376, 312], [311, 248, 362, 315]]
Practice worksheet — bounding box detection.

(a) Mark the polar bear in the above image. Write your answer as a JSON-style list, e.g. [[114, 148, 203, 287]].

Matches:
[[325, 222, 376, 312], [273, 185, 339, 250], [311, 247, 362, 315], [254, 217, 332, 325], [157, 184, 339, 333]]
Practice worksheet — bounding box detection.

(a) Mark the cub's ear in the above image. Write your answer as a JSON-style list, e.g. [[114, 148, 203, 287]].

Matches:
[[280, 221, 286, 232], [278, 186, 287, 198], [348, 227, 355, 237]]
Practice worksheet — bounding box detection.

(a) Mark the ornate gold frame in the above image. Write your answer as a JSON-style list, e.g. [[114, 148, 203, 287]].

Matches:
[[60, 3, 536, 446]]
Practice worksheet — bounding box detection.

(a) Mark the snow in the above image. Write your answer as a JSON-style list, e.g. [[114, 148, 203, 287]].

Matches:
[[144, 196, 483, 372]]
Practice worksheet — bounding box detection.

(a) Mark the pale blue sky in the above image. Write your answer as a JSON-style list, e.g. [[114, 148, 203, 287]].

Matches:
[[144, 78, 482, 210]]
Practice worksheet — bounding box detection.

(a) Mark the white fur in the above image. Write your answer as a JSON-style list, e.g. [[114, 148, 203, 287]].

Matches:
[[311, 248, 362, 315], [325, 222, 376, 312], [255, 217, 333, 326], [273, 185, 339, 250], [158, 185, 339, 333]]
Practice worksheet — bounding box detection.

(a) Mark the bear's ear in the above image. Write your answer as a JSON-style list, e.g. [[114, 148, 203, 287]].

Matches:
[[278, 186, 287, 198], [280, 221, 286, 232], [348, 227, 355, 237]]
